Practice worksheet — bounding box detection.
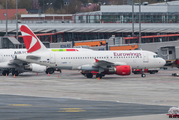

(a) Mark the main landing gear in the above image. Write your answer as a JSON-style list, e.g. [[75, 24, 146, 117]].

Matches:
[[2, 70, 9, 76], [86, 73, 93, 78], [46, 68, 54, 74], [96, 73, 103, 79], [1, 69, 19, 76], [12, 69, 19, 76]]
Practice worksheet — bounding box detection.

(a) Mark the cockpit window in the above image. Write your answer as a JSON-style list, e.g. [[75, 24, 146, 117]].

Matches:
[[153, 55, 159, 58]]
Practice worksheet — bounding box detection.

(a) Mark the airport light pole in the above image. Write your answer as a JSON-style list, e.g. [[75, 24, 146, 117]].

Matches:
[[16, 0, 18, 41], [5, 0, 8, 37], [132, 0, 134, 37], [139, 0, 141, 44]]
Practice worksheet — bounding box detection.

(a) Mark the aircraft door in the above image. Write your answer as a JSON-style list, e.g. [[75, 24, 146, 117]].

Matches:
[[0, 53, 3, 61], [143, 52, 149, 63], [50, 53, 56, 64]]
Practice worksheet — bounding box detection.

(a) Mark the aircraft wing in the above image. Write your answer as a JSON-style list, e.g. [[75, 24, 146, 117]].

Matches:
[[93, 59, 127, 69], [8, 59, 28, 66], [0, 59, 28, 68]]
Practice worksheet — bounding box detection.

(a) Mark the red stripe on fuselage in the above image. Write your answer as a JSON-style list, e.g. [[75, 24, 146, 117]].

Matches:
[[66, 49, 78, 51]]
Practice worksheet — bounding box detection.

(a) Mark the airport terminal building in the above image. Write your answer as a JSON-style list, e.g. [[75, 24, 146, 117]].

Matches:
[[74, 2, 179, 23]]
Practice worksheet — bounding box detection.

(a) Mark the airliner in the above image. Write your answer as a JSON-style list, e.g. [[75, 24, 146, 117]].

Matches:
[[16, 25, 166, 78], [0, 48, 92, 76]]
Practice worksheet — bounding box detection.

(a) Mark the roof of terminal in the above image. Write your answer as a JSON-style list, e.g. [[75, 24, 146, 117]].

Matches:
[[150, 0, 179, 5], [1, 23, 179, 34]]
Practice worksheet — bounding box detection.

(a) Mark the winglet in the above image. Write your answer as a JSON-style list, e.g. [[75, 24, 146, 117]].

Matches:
[[20, 25, 47, 53]]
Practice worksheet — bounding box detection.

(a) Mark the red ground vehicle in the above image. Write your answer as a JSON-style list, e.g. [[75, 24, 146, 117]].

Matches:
[[132, 68, 159, 74], [167, 114, 179, 118]]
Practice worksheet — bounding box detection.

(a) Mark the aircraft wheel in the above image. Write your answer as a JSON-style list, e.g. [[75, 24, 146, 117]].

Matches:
[[141, 74, 146, 78], [14, 71, 19, 76], [86, 73, 93, 78], [46, 68, 54, 74], [96, 73, 102, 79], [2, 70, 9, 76]]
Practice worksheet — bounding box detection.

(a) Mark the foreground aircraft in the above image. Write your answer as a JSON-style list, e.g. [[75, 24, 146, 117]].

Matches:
[[16, 25, 166, 78], [0, 48, 92, 76]]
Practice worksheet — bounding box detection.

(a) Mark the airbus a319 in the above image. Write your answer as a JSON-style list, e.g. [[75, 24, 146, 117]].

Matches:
[[16, 25, 166, 78]]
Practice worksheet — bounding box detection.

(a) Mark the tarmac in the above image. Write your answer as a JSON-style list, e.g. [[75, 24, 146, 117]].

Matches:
[[0, 68, 178, 120]]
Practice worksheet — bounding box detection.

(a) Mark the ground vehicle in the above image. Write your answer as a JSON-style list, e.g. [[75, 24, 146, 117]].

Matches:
[[132, 68, 159, 74], [167, 114, 179, 118], [167, 107, 179, 118]]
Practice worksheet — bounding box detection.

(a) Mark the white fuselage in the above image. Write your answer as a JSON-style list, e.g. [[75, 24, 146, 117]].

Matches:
[[17, 50, 166, 70], [0, 48, 92, 71]]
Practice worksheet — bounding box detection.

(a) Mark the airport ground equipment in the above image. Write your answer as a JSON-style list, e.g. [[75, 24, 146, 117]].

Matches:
[[167, 107, 179, 118], [132, 68, 159, 74]]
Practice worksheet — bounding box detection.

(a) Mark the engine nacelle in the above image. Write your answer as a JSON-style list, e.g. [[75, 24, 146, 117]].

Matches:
[[111, 65, 131, 75], [24, 64, 46, 73]]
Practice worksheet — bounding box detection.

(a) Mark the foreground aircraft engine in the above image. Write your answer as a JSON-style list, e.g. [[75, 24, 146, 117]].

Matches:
[[113, 65, 131, 75], [24, 64, 46, 73], [81, 65, 131, 78]]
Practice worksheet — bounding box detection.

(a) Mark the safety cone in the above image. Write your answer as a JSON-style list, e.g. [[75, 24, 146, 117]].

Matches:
[[48, 73, 50, 76], [36, 73, 38, 75], [13, 74, 15, 78], [57, 74, 59, 78], [98, 77, 100, 81], [6, 73, 7, 77]]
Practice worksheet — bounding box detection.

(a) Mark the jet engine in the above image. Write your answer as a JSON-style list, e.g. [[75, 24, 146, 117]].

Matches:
[[24, 64, 46, 73], [109, 65, 131, 75]]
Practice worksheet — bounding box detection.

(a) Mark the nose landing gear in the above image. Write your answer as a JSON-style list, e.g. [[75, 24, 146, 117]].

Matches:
[[141, 73, 146, 78], [141, 69, 146, 78]]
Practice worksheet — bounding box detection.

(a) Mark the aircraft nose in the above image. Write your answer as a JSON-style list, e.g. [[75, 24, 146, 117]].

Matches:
[[160, 58, 166, 66]]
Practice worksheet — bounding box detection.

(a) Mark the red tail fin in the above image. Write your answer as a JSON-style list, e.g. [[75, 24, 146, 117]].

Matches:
[[20, 25, 47, 53]]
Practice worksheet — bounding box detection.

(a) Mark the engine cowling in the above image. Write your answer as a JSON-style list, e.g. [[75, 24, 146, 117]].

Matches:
[[24, 64, 46, 73], [115, 65, 131, 75]]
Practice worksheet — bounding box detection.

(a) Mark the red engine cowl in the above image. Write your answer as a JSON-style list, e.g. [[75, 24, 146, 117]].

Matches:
[[115, 65, 131, 75]]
